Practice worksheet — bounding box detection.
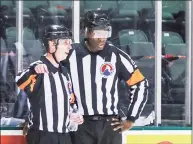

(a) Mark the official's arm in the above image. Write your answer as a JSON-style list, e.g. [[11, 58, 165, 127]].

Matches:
[[118, 50, 149, 123], [15, 60, 43, 93]]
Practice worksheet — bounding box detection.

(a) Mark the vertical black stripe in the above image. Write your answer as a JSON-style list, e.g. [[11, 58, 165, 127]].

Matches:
[[59, 73, 68, 132], [135, 80, 148, 119], [41, 107, 47, 131], [49, 73, 58, 132], [110, 77, 118, 114], [127, 82, 140, 117], [91, 55, 98, 114], [30, 95, 41, 130], [76, 56, 89, 115], [102, 78, 107, 114], [40, 78, 48, 131]]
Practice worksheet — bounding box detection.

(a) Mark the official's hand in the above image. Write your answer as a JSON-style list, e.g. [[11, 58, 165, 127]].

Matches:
[[23, 124, 29, 136], [111, 118, 134, 133], [34, 64, 48, 74], [20, 122, 29, 136], [69, 113, 84, 125]]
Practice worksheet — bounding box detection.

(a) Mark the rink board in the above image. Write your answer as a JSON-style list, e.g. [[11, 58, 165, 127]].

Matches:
[[1, 127, 192, 144]]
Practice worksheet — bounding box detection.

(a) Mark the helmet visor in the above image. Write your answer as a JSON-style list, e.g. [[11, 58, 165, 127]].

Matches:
[[53, 38, 73, 46], [86, 26, 112, 38]]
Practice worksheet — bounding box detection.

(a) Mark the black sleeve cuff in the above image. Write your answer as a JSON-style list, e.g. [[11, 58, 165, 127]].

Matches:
[[29, 64, 37, 74], [126, 116, 136, 123]]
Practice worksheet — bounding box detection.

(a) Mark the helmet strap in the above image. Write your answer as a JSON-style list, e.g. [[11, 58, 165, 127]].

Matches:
[[52, 53, 60, 64], [52, 45, 60, 64], [48, 44, 60, 64]]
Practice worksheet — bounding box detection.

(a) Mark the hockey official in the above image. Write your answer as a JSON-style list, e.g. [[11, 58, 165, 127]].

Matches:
[[15, 25, 83, 144]]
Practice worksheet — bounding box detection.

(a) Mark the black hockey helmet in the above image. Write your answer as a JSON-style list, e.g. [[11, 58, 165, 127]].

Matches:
[[84, 10, 111, 29], [42, 24, 72, 52], [84, 10, 112, 38]]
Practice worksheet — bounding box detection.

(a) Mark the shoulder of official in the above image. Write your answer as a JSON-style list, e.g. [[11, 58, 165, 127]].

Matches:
[[71, 43, 81, 50], [107, 42, 124, 54]]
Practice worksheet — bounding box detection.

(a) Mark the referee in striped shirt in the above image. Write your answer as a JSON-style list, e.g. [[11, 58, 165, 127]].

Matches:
[[15, 25, 83, 144], [35, 10, 149, 144]]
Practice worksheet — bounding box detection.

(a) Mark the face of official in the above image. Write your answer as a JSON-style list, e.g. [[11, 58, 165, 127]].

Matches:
[[48, 39, 71, 61], [87, 30, 107, 52]]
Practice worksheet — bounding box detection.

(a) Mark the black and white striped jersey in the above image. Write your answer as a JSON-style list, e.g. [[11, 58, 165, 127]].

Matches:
[[15, 56, 75, 133], [63, 40, 149, 122]]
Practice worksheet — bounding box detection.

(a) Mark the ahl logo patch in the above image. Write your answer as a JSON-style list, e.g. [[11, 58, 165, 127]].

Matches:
[[100, 63, 114, 78]]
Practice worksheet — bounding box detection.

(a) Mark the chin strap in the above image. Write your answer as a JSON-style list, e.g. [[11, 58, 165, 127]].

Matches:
[[52, 53, 60, 64], [52, 39, 60, 64], [48, 43, 60, 64]]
